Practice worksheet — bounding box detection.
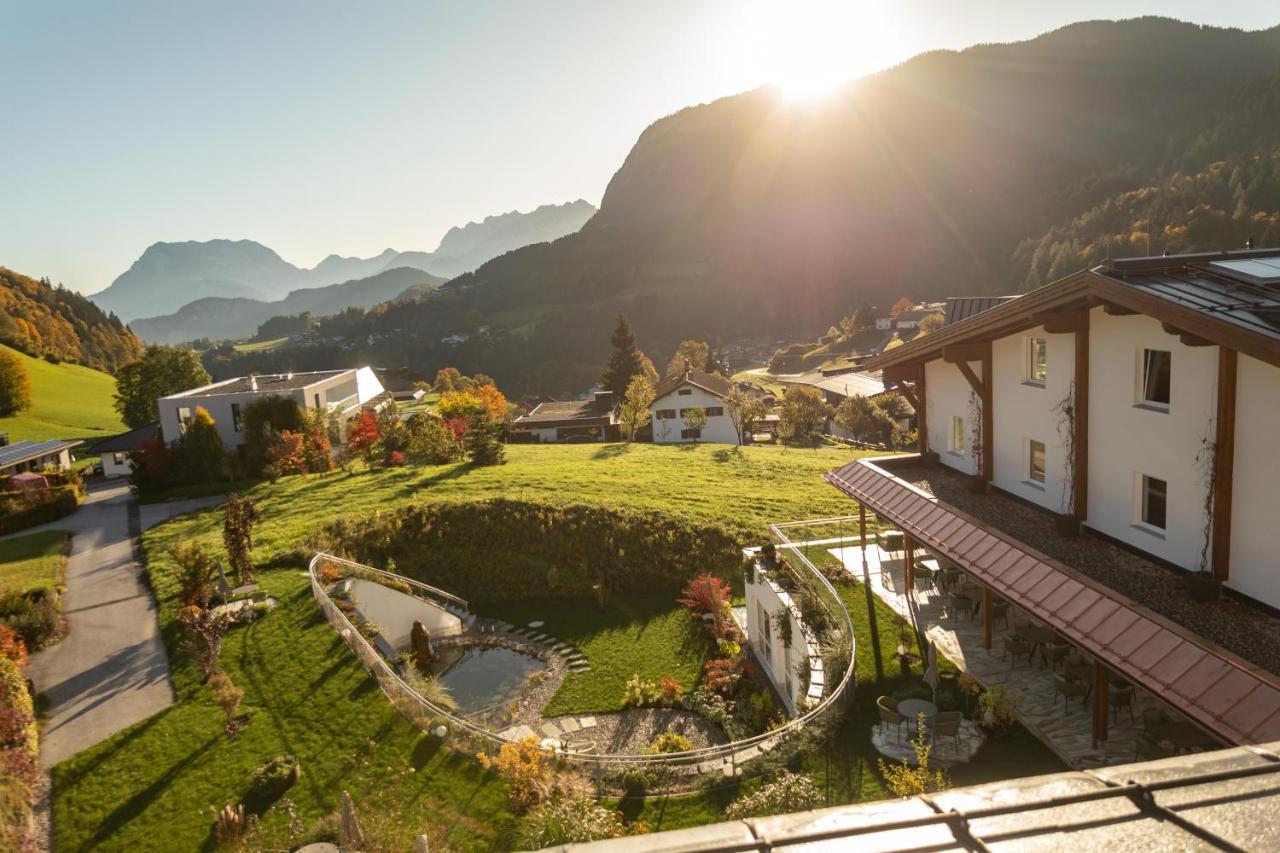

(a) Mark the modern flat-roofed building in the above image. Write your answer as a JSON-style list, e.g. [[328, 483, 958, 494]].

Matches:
[[157, 367, 385, 448]]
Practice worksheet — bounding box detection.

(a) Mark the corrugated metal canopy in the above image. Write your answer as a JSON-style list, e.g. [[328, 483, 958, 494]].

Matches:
[[825, 457, 1280, 746]]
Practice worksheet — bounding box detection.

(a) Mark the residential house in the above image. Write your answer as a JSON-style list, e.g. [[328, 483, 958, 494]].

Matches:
[[0, 439, 81, 475], [157, 367, 385, 448], [863, 248, 1280, 611], [512, 391, 619, 442], [649, 369, 739, 444], [93, 423, 160, 479]]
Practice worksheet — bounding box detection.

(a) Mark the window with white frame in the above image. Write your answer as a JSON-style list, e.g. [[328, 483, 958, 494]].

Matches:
[[177, 407, 192, 434], [949, 416, 965, 454], [1027, 337, 1048, 385], [1139, 349, 1171, 409], [758, 603, 772, 658], [1028, 439, 1046, 484], [1138, 474, 1168, 531]]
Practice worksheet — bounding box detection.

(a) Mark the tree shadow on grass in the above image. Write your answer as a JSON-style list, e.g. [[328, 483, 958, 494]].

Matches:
[[711, 447, 744, 464], [411, 734, 444, 768], [592, 443, 631, 461], [52, 705, 174, 791]]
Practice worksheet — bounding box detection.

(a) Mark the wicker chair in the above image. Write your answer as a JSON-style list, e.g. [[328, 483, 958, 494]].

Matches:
[[1041, 642, 1071, 672], [877, 696, 906, 742], [1055, 675, 1090, 714], [1002, 634, 1033, 668], [1111, 685, 1136, 723], [931, 711, 963, 752]]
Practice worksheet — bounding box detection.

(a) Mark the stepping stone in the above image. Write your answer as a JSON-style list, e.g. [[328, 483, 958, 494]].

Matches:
[[540, 721, 562, 738], [559, 718, 581, 733], [577, 716, 596, 729], [500, 724, 537, 741], [528, 620, 545, 628], [552, 642, 572, 652], [568, 663, 591, 673]]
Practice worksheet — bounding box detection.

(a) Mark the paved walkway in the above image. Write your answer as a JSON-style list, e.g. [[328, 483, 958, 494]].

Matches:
[[11, 480, 224, 768]]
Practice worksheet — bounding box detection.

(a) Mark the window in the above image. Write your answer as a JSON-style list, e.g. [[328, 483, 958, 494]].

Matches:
[[680, 428, 702, 440], [112, 452, 126, 465], [1140, 349, 1171, 408], [758, 603, 772, 658], [677, 388, 693, 396], [1027, 337, 1047, 385], [679, 408, 694, 417], [655, 408, 676, 419], [231, 403, 243, 432], [705, 406, 724, 417], [177, 407, 192, 434], [1140, 475, 1168, 531], [1028, 440, 1046, 484], [949, 416, 965, 454], [314, 392, 322, 410]]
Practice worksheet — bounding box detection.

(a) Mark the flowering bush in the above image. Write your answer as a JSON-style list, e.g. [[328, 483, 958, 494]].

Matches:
[[476, 736, 555, 812], [622, 675, 661, 708], [717, 639, 742, 659], [388, 450, 406, 467], [725, 772, 822, 819], [266, 430, 307, 476], [648, 730, 692, 754], [702, 657, 742, 697], [0, 627, 27, 669], [658, 674, 684, 706], [517, 796, 624, 847], [676, 574, 731, 617]]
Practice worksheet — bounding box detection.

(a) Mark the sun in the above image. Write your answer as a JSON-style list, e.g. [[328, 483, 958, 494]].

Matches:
[[736, 0, 898, 100]]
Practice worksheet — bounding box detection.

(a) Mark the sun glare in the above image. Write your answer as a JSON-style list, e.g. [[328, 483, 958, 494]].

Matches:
[[737, 0, 898, 101]]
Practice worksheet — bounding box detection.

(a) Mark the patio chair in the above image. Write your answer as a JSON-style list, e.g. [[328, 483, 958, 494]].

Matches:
[[215, 559, 258, 602], [1055, 675, 1090, 714], [939, 567, 961, 593], [1110, 685, 1135, 723], [931, 711, 963, 752], [948, 593, 974, 620], [989, 599, 1009, 630], [1001, 634, 1033, 668], [1041, 642, 1071, 672], [877, 696, 906, 743]]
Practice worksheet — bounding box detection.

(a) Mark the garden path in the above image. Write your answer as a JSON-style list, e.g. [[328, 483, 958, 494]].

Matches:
[[21, 480, 224, 767]]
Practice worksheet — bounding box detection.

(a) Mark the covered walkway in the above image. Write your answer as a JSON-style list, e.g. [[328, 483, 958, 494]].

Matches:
[[822, 456, 1280, 765]]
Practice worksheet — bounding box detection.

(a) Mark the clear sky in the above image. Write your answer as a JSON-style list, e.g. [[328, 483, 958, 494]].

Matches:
[[2, 1, 1277, 295]]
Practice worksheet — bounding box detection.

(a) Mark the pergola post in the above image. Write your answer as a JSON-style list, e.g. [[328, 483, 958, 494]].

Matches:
[[1092, 662, 1110, 746], [903, 534, 914, 595], [981, 587, 992, 651], [858, 504, 867, 568]]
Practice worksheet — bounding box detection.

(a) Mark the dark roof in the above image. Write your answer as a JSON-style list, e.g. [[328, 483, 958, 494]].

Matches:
[[652, 369, 733, 401], [373, 368, 423, 394], [167, 369, 353, 397], [866, 248, 1280, 372], [0, 439, 81, 470], [895, 308, 943, 322], [944, 295, 1020, 326], [826, 457, 1280, 746], [514, 393, 616, 427], [92, 423, 160, 454]]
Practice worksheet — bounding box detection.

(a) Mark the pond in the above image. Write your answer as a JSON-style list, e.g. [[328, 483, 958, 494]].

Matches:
[[432, 645, 546, 715]]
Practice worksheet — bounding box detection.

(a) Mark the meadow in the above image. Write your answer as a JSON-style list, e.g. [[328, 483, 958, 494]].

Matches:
[[0, 344, 125, 444]]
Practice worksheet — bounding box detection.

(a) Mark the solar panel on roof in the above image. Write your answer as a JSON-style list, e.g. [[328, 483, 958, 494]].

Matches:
[[1208, 258, 1280, 283], [0, 440, 74, 468]]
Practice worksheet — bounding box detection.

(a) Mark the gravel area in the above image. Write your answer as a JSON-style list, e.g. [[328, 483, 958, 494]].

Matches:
[[897, 463, 1280, 675], [547, 708, 728, 755]]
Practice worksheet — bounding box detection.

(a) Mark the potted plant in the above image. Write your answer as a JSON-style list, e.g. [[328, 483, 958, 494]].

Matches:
[[977, 684, 1019, 739]]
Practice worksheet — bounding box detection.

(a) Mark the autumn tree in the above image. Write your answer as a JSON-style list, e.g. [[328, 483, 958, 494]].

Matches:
[[345, 409, 382, 467], [664, 340, 711, 378], [619, 374, 655, 441], [779, 386, 831, 441], [600, 314, 650, 398], [266, 430, 307, 477], [835, 394, 894, 446], [889, 297, 915, 318], [0, 348, 32, 417], [725, 386, 766, 444], [682, 406, 708, 441], [115, 345, 211, 429], [223, 494, 261, 586], [917, 312, 945, 335], [180, 407, 226, 483]]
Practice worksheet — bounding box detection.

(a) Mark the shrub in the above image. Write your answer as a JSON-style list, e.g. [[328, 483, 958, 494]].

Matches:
[[658, 674, 684, 706], [400, 668, 458, 712], [465, 411, 506, 466], [178, 605, 231, 679], [702, 658, 742, 697], [266, 430, 307, 477], [725, 771, 823, 819], [171, 541, 216, 608], [207, 670, 244, 723], [223, 494, 261, 586], [622, 675, 661, 709], [516, 796, 625, 848], [879, 716, 948, 796], [2, 591, 59, 651], [404, 414, 462, 465], [212, 803, 246, 848], [476, 736, 554, 812], [676, 574, 731, 617], [0, 485, 79, 535], [0, 629, 26, 670], [0, 658, 35, 760], [648, 730, 692, 754], [251, 755, 301, 795]]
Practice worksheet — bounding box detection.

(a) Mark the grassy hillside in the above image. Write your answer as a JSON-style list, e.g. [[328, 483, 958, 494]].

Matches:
[[0, 344, 125, 443], [51, 444, 1062, 851]]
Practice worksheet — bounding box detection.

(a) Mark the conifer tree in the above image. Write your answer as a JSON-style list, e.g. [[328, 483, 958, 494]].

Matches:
[[601, 315, 648, 398]]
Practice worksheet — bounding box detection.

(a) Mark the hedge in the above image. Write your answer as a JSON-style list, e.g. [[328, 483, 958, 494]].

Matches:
[[311, 498, 747, 604], [0, 485, 80, 536]]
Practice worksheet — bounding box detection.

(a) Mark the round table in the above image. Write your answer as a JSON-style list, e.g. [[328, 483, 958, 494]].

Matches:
[[897, 698, 938, 727]]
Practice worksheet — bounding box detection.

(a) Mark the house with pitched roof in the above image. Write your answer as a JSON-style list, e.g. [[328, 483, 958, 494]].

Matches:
[[512, 391, 619, 443], [649, 369, 740, 444]]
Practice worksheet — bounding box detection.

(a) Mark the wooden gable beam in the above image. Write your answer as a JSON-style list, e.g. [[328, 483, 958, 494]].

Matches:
[[882, 364, 924, 384], [1160, 322, 1212, 347], [1101, 302, 1139, 316], [1030, 310, 1087, 335], [942, 341, 991, 365], [1212, 347, 1237, 582], [954, 360, 985, 399]]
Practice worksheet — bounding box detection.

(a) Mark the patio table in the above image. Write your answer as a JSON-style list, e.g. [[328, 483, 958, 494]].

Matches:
[[1020, 625, 1057, 658], [897, 698, 938, 729]]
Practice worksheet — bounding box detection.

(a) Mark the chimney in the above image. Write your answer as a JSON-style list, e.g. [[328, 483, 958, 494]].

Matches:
[[249, 374, 258, 392]]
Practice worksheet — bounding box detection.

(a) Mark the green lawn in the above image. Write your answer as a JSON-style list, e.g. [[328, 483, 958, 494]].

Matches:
[[485, 593, 715, 716], [52, 443, 1066, 848], [0, 529, 69, 595], [232, 337, 287, 352], [0, 344, 125, 443]]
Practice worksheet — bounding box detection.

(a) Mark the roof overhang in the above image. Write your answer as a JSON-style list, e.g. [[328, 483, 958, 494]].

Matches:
[[863, 268, 1280, 374], [826, 456, 1280, 746]]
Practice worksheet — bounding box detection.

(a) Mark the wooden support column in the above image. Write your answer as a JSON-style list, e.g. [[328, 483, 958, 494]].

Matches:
[[981, 587, 992, 651], [980, 348, 994, 483], [903, 534, 914, 594], [1073, 316, 1090, 522], [1213, 347, 1237, 581], [1092, 663, 1109, 747]]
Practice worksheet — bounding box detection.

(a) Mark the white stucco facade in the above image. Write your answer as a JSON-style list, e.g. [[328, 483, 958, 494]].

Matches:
[[1224, 354, 1280, 606], [102, 451, 133, 479], [650, 382, 738, 444], [743, 564, 810, 715], [157, 367, 384, 448], [925, 359, 978, 476]]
